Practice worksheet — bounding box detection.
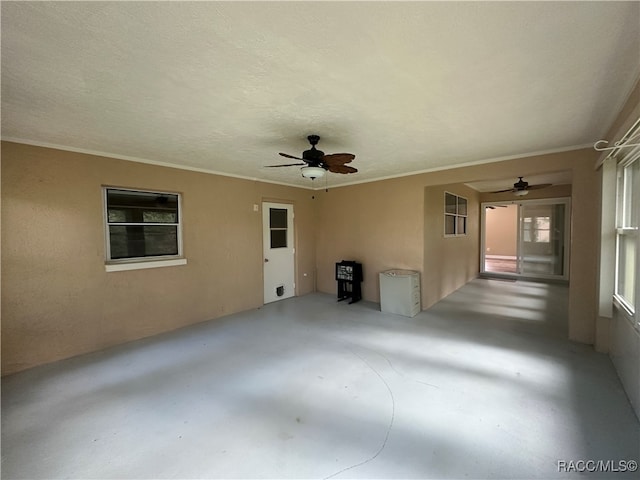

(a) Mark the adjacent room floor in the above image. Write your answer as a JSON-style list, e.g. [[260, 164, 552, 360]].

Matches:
[[2, 279, 638, 479]]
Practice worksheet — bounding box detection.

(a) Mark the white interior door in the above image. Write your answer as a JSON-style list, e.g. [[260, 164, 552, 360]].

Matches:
[[263, 202, 295, 303]]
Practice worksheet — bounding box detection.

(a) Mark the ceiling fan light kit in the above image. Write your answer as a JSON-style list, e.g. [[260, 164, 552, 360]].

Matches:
[[301, 166, 326, 179], [513, 189, 529, 196]]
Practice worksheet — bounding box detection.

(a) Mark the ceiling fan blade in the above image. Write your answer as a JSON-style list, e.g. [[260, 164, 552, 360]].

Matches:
[[322, 153, 355, 166], [328, 164, 358, 174], [264, 163, 306, 167], [279, 152, 303, 160], [526, 183, 553, 190], [489, 188, 516, 193]]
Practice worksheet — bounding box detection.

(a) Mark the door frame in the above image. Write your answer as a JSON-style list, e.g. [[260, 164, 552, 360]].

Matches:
[[480, 197, 571, 281]]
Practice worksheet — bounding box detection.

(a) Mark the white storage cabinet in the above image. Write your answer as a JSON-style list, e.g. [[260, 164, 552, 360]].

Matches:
[[379, 270, 421, 317]]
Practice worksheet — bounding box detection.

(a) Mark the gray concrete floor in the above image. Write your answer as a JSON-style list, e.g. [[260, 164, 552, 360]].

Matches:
[[2, 279, 639, 479]]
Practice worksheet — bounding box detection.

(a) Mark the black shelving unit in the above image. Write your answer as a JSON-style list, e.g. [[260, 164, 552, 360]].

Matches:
[[335, 260, 363, 304]]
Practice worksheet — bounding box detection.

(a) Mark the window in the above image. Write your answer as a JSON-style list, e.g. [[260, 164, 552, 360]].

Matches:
[[269, 208, 288, 248], [104, 188, 183, 265], [615, 156, 639, 318], [445, 192, 467, 236]]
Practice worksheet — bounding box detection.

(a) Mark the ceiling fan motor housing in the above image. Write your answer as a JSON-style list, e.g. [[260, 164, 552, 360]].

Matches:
[[302, 147, 325, 164], [514, 177, 529, 190]]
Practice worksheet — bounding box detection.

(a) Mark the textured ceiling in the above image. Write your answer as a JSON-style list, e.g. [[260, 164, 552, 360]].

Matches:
[[2, 2, 639, 189]]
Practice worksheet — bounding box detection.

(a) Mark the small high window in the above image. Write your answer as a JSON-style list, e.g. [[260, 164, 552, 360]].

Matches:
[[445, 192, 468, 236], [104, 188, 182, 262]]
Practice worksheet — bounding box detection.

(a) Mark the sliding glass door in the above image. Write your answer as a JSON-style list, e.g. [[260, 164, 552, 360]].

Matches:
[[520, 202, 566, 277], [482, 198, 570, 280]]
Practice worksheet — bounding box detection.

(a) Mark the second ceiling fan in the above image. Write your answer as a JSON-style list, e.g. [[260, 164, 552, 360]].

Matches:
[[265, 135, 357, 179], [491, 177, 552, 196]]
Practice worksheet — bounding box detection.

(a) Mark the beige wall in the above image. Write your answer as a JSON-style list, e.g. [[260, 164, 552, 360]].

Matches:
[[314, 178, 425, 303], [485, 205, 518, 257], [1, 142, 316, 374], [315, 148, 601, 345], [2, 142, 603, 374], [313, 179, 480, 310], [423, 184, 480, 308]]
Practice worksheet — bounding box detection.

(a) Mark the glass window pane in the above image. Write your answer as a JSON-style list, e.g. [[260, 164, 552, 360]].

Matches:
[[270, 208, 288, 229], [142, 211, 177, 223], [523, 218, 532, 242], [626, 160, 639, 228], [617, 233, 637, 307], [616, 169, 626, 227], [445, 215, 455, 235], [108, 209, 127, 223], [270, 229, 287, 248], [107, 190, 178, 223], [536, 217, 550, 229], [144, 226, 179, 256], [109, 226, 130, 259], [623, 167, 633, 227], [457, 216, 467, 235], [445, 193, 457, 214], [537, 230, 550, 243], [109, 225, 178, 259], [458, 197, 467, 216]]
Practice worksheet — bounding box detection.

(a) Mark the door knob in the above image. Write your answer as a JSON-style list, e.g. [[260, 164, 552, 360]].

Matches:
[[264, 258, 269, 263]]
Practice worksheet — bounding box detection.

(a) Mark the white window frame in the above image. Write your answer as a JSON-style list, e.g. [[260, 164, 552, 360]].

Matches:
[[103, 187, 186, 272], [444, 191, 468, 237], [613, 151, 639, 326]]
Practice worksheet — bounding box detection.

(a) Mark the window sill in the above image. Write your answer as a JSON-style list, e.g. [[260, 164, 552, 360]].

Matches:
[[613, 295, 638, 330], [105, 258, 187, 272]]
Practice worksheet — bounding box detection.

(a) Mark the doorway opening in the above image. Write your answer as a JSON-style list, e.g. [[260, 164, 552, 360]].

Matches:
[[481, 198, 570, 281]]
